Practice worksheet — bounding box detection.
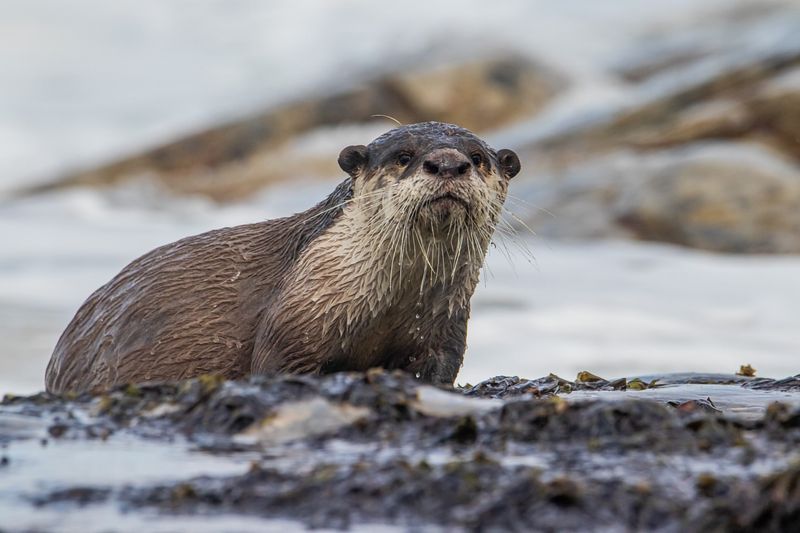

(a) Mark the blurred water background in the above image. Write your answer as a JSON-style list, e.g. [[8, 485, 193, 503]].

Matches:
[[2, 0, 799, 394]]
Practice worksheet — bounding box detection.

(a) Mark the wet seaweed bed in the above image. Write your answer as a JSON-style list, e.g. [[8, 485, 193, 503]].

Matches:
[[2, 371, 800, 532]]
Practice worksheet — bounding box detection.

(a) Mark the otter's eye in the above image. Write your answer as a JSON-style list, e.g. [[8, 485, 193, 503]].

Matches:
[[398, 153, 412, 166], [471, 153, 483, 166]]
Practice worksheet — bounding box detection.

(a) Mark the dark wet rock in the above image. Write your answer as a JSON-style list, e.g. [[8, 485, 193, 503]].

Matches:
[[124, 457, 692, 532], [498, 398, 708, 451], [461, 375, 560, 398], [744, 374, 800, 392], [763, 403, 800, 432], [635, 373, 754, 386], [3, 370, 800, 531], [462, 372, 662, 399], [738, 464, 800, 531], [32, 487, 111, 508], [692, 463, 800, 532]]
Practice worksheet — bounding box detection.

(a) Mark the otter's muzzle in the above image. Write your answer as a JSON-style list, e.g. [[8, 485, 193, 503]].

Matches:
[[422, 149, 472, 180]]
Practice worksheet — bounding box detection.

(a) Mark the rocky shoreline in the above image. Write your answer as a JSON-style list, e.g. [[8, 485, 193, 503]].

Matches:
[[3, 370, 800, 531], [16, 2, 800, 255]]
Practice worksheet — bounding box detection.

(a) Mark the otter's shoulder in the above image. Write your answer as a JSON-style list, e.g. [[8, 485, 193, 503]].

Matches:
[[114, 177, 353, 277]]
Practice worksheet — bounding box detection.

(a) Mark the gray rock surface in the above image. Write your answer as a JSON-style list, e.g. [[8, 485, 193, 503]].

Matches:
[[518, 143, 800, 253]]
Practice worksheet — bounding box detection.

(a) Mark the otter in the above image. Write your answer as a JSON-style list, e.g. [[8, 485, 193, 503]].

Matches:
[[45, 122, 521, 393]]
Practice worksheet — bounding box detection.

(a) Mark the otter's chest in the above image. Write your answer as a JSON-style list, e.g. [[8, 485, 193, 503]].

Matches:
[[341, 284, 462, 370]]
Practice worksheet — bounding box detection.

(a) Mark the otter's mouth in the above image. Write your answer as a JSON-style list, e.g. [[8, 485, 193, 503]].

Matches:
[[425, 193, 470, 212]]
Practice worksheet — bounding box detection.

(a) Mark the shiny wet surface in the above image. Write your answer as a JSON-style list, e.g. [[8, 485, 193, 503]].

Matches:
[[1, 371, 799, 531]]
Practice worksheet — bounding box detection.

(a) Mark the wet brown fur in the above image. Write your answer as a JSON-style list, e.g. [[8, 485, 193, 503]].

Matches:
[[45, 122, 520, 393]]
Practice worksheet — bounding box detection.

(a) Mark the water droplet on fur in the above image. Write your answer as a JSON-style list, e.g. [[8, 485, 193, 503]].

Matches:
[[409, 356, 416, 362], [419, 335, 424, 340], [415, 372, 421, 379], [415, 314, 420, 319]]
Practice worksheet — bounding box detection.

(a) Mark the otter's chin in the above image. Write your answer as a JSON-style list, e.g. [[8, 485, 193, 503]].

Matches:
[[417, 195, 470, 230], [429, 193, 469, 212]]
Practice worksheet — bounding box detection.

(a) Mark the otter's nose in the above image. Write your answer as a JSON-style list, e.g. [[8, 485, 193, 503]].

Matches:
[[422, 150, 471, 179]]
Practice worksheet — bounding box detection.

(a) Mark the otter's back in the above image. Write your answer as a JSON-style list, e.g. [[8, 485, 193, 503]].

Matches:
[[45, 222, 278, 393]]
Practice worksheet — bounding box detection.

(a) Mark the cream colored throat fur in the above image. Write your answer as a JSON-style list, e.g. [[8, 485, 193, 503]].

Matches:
[[280, 199, 488, 349]]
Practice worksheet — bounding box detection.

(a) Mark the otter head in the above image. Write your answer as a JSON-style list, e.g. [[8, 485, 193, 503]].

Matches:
[[338, 122, 520, 249], [334, 122, 521, 292]]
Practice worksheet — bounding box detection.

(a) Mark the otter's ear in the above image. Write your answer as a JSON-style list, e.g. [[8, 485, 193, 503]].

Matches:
[[497, 149, 521, 179], [338, 145, 369, 176]]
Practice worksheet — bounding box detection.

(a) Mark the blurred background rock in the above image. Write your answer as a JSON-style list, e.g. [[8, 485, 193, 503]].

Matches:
[[2, 0, 799, 393]]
